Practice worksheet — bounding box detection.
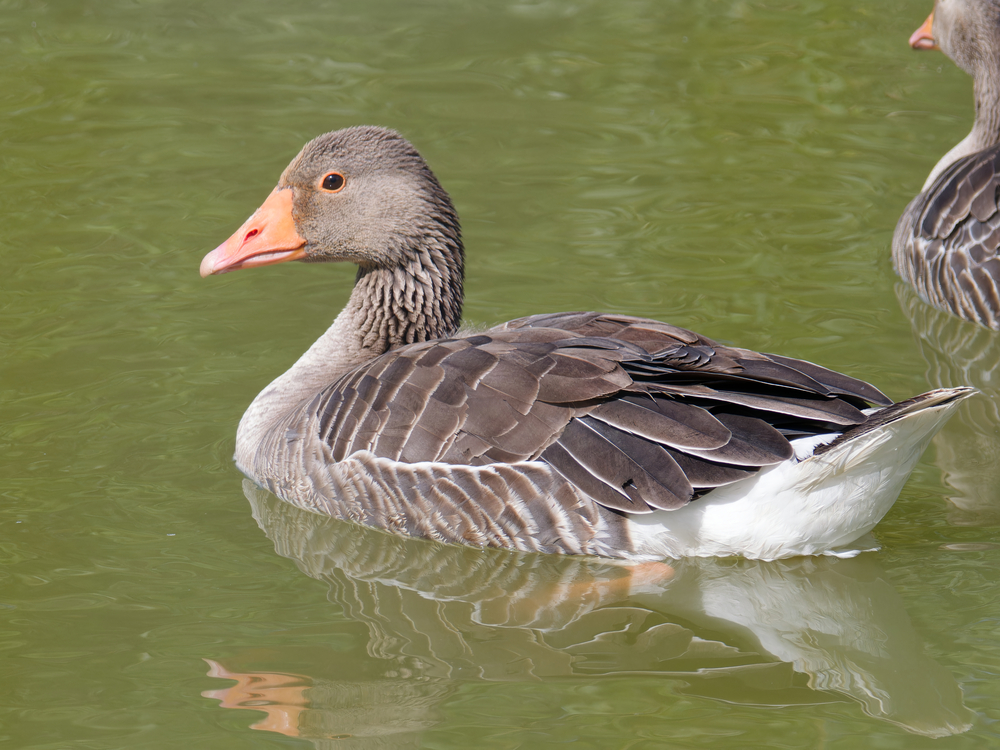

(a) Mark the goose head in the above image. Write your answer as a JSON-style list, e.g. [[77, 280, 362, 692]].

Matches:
[[910, 0, 1000, 77], [200, 126, 462, 277]]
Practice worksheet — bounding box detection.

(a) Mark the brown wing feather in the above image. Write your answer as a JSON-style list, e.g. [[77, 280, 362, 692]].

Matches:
[[311, 313, 890, 514], [588, 396, 731, 450]]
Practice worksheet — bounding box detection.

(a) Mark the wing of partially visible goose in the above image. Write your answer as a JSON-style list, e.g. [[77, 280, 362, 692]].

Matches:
[[895, 144, 1000, 328]]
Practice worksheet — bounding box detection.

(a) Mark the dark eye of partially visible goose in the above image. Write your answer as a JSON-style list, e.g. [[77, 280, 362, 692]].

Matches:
[[322, 173, 345, 192]]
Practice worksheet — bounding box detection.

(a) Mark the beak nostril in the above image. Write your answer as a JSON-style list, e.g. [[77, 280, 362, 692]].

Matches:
[[201, 187, 303, 275]]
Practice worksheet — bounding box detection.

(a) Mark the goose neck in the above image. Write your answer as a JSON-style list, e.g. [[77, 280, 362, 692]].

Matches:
[[971, 69, 1000, 150], [921, 64, 1000, 190]]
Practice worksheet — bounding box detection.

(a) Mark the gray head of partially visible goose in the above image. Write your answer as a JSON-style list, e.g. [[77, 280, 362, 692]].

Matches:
[[203, 125, 975, 561], [893, 0, 1000, 328]]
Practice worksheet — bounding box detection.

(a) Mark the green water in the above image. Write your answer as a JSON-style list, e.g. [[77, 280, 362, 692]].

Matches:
[[2, 0, 999, 746]]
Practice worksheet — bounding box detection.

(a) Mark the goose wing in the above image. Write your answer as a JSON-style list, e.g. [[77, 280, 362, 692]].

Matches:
[[894, 144, 1000, 328], [310, 313, 891, 515]]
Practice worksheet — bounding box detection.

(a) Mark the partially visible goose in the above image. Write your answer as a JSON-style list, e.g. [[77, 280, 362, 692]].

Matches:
[[202, 126, 973, 560], [894, 0, 1000, 329]]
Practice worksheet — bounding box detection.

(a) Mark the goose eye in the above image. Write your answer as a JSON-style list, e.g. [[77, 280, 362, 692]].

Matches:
[[321, 172, 345, 192]]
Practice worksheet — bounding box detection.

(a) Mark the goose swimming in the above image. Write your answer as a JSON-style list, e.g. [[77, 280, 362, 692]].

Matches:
[[202, 126, 973, 560], [894, 0, 1000, 328]]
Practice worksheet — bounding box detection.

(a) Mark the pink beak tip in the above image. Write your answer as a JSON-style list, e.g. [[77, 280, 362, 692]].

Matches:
[[199, 244, 227, 277]]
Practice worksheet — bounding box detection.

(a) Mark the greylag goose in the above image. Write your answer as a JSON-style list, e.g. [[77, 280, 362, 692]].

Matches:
[[893, 0, 1000, 328], [202, 126, 973, 560]]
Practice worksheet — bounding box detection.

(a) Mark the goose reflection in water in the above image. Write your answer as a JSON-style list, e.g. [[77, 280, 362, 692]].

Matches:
[[897, 284, 1000, 527], [202, 481, 972, 745]]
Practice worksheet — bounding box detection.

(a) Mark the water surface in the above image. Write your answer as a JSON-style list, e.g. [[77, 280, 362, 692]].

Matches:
[[2, 0, 999, 747]]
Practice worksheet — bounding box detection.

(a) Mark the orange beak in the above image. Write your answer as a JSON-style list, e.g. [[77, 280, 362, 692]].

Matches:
[[909, 11, 938, 51], [200, 187, 307, 277]]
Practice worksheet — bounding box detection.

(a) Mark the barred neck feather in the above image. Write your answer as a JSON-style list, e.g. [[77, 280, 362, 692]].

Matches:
[[353, 238, 464, 353]]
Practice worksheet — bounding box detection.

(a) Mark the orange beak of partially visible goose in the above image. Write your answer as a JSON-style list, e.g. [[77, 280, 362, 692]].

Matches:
[[909, 11, 938, 51], [200, 187, 307, 277]]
